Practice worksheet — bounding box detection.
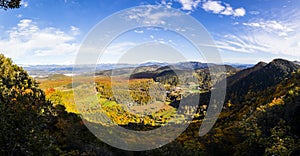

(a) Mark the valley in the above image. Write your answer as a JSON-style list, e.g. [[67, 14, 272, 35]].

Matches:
[[28, 58, 300, 155], [1, 53, 300, 155]]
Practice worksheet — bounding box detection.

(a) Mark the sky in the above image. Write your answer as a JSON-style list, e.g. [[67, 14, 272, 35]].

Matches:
[[0, 0, 300, 65]]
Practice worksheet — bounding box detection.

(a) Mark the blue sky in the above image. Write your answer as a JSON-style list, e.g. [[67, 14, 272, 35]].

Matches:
[[0, 0, 299, 65]]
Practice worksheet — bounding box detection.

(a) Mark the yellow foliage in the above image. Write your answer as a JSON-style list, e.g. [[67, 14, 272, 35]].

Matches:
[[268, 97, 284, 107], [257, 97, 284, 112]]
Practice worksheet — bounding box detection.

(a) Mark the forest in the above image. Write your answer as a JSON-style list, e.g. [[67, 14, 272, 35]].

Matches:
[[0, 1, 299, 155], [1, 53, 300, 155]]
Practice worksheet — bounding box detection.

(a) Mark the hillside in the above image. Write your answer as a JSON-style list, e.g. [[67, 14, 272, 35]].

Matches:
[[2, 54, 300, 155], [197, 59, 300, 155], [0, 55, 116, 155], [96, 62, 238, 92], [226, 59, 300, 103], [0, 54, 56, 154]]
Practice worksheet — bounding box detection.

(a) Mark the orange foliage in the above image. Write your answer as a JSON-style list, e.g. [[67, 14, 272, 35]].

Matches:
[[45, 88, 55, 95]]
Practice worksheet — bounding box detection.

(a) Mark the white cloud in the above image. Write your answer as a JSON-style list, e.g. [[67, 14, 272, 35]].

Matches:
[[220, 3, 233, 15], [243, 20, 294, 37], [177, 0, 201, 11], [215, 34, 270, 54], [0, 19, 79, 63], [249, 11, 260, 15], [202, 0, 246, 17], [202, 1, 224, 14], [216, 32, 300, 57], [134, 30, 144, 34], [98, 42, 137, 63], [16, 14, 22, 18], [104, 42, 137, 55], [159, 0, 245, 16], [126, 5, 182, 25], [20, 1, 29, 8], [234, 8, 246, 17], [214, 16, 300, 58], [208, 6, 300, 61], [70, 26, 80, 36], [160, 0, 173, 8]]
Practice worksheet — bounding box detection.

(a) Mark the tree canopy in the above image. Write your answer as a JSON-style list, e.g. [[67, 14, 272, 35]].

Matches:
[[0, 0, 21, 10], [0, 54, 57, 154]]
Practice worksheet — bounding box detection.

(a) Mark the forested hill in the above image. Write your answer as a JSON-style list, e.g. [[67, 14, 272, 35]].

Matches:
[[0, 54, 115, 155], [226, 58, 300, 103], [199, 59, 300, 155], [0, 54, 56, 154], [1, 53, 300, 155]]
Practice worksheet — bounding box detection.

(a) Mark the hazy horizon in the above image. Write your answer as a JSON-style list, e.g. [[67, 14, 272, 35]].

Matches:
[[17, 58, 300, 66]]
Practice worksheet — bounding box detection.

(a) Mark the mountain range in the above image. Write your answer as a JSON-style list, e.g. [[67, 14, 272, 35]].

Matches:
[[2, 56, 300, 155], [22, 61, 253, 78], [226, 59, 300, 103]]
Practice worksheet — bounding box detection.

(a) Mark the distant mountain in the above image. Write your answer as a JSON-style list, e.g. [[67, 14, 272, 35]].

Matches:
[[172, 61, 214, 70], [201, 60, 300, 156], [226, 59, 300, 103], [96, 63, 134, 70], [293, 61, 300, 65], [227, 63, 255, 69], [23, 61, 250, 78], [138, 62, 169, 67], [132, 65, 192, 81]]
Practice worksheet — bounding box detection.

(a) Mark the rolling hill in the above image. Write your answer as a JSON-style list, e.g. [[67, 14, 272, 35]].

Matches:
[[226, 59, 300, 103]]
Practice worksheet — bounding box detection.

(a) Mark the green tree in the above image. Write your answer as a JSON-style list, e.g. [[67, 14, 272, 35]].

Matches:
[[0, 0, 21, 10], [0, 54, 57, 155]]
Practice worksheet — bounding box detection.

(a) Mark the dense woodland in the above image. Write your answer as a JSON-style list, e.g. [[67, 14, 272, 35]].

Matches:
[[1, 0, 299, 155], [1, 53, 300, 155]]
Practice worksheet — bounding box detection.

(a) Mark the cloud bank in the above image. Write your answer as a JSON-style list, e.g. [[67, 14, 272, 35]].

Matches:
[[0, 19, 79, 64], [161, 0, 246, 17]]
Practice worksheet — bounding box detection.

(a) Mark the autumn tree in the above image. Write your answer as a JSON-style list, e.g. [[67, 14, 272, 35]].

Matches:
[[0, 54, 58, 155]]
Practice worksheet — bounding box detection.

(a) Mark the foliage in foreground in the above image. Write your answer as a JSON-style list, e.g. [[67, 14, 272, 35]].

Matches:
[[0, 0, 21, 10], [1, 53, 300, 155], [0, 54, 112, 155]]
